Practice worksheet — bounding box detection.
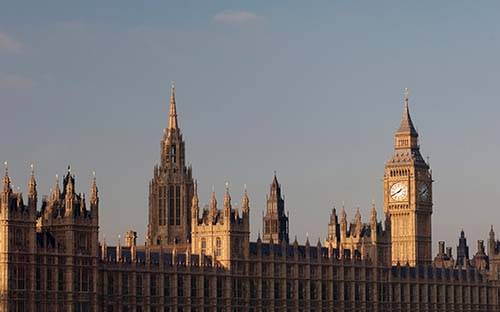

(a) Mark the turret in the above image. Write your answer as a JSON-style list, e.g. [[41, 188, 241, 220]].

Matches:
[[65, 168, 74, 216], [326, 207, 339, 247], [263, 173, 289, 243], [90, 171, 99, 217], [241, 184, 249, 216], [370, 202, 377, 241], [223, 183, 231, 220], [340, 208, 347, 240], [191, 181, 199, 226], [52, 174, 61, 202], [1, 162, 11, 209], [454, 229, 469, 267], [354, 208, 362, 237], [209, 189, 217, 222], [27, 163, 37, 210], [489, 225, 496, 256]]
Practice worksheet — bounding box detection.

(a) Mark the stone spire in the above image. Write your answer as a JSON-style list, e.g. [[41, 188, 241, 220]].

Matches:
[[2, 161, 11, 194], [168, 81, 178, 130], [224, 182, 231, 209], [28, 163, 37, 198], [370, 201, 377, 224], [397, 88, 418, 135], [53, 174, 61, 200], [209, 187, 217, 221], [224, 182, 232, 221], [241, 184, 249, 214], [65, 169, 74, 197], [90, 171, 98, 204], [355, 208, 362, 236], [192, 180, 199, 209], [341, 207, 347, 224]]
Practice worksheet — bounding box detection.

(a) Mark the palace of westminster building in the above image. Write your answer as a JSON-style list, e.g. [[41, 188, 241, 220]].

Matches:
[[2, 84, 500, 311]]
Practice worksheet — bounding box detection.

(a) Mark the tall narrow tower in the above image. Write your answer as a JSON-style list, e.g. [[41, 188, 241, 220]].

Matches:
[[147, 82, 194, 248], [263, 173, 289, 244], [384, 88, 433, 266]]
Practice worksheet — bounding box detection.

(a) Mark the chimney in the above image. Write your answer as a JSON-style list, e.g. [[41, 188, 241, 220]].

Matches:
[[438, 241, 445, 255], [446, 247, 452, 258], [125, 230, 137, 247]]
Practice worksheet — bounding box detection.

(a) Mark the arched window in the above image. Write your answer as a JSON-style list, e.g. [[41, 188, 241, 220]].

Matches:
[[215, 237, 222, 257], [170, 145, 176, 163], [201, 238, 206, 255], [169, 186, 175, 225]]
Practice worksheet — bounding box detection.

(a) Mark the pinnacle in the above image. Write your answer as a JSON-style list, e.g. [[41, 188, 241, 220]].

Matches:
[[397, 88, 418, 135], [168, 81, 179, 130]]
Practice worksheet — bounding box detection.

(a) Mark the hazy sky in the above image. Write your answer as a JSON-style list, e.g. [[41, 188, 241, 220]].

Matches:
[[1, 1, 500, 254]]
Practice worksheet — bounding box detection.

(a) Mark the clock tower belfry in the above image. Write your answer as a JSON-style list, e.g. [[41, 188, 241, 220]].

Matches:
[[384, 88, 433, 266]]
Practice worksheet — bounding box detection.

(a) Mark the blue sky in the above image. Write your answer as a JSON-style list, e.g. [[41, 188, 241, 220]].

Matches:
[[1, 1, 500, 254]]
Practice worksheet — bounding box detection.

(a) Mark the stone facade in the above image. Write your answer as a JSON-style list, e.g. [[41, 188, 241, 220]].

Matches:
[[1, 86, 500, 311], [147, 82, 194, 251]]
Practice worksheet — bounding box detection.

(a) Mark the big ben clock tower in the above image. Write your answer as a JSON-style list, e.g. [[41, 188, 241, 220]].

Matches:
[[384, 88, 433, 266]]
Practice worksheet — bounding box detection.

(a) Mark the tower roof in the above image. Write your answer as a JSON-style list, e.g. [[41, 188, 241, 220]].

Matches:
[[397, 88, 418, 135], [168, 81, 179, 130]]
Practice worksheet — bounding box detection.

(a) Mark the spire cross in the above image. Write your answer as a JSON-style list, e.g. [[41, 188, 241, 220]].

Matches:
[[4, 161, 7, 175], [30, 163, 34, 175], [404, 87, 409, 102]]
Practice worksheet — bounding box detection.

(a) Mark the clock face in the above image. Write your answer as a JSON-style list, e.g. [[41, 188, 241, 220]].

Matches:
[[418, 183, 430, 201], [390, 182, 408, 201]]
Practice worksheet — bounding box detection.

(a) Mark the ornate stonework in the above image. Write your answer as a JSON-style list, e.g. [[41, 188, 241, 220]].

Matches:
[[2, 87, 500, 311], [147, 82, 194, 250], [384, 88, 433, 266]]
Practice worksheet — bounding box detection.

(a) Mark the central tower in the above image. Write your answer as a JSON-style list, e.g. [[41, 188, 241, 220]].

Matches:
[[384, 89, 433, 266], [147, 83, 194, 249], [263, 174, 289, 244]]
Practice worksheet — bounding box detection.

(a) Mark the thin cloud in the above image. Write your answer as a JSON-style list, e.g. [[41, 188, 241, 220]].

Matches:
[[213, 11, 260, 25], [0, 73, 33, 90], [0, 32, 23, 53]]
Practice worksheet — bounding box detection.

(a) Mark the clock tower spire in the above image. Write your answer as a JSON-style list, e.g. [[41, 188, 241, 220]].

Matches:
[[384, 88, 433, 266]]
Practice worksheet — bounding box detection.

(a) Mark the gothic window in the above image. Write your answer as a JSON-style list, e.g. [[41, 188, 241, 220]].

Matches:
[[82, 268, 89, 292], [178, 276, 184, 297], [78, 233, 88, 252], [15, 229, 24, 248], [164, 275, 170, 298], [136, 275, 143, 297], [215, 237, 222, 257], [201, 238, 206, 255], [58, 269, 64, 291], [159, 186, 167, 226], [169, 186, 175, 225], [47, 268, 53, 290], [107, 274, 114, 295], [191, 276, 198, 297], [175, 186, 181, 225], [170, 145, 176, 163], [36, 268, 41, 290]]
